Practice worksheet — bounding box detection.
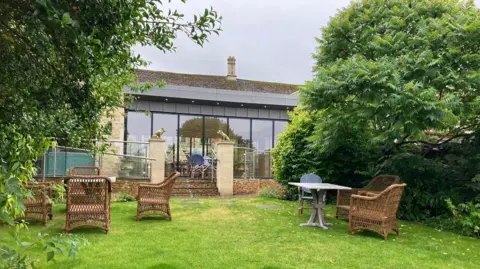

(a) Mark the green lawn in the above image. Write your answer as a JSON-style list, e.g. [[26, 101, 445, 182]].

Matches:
[[1, 197, 478, 269]]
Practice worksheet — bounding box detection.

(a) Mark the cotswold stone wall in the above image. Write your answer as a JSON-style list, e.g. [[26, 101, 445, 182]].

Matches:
[[233, 179, 282, 195]]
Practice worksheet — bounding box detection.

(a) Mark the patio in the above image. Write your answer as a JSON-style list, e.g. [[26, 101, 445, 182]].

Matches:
[[1, 197, 477, 269]]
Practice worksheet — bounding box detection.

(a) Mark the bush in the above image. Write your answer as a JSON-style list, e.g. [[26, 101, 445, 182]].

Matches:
[[272, 108, 380, 199], [379, 142, 480, 222], [429, 200, 480, 238], [257, 187, 285, 200], [118, 192, 135, 202]]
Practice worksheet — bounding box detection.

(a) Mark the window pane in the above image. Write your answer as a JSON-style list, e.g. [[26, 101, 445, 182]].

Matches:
[[205, 117, 227, 158], [229, 118, 251, 178], [274, 121, 288, 146], [252, 120, 273, 152], [126, 111, 151, 142], [153, 113, 178, 176], [252, 120, 273, 178], [178, 115, 203, 176]]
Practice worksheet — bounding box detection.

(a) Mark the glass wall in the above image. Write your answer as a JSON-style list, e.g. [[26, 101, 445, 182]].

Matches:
[[153, 113, 178, 176], [252, 120, 273, 178], [125, 110, 289, 178], [229, 118, 251, 178], [204, 117, 228, 158], [125, 111, 150, 160], [274, 121, 288, 145]]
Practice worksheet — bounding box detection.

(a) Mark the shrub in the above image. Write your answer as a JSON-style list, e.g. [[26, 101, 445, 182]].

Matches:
[[429, 200, 480, 238], [118, 192, 136, 202], [272, 108, 380, 199], [257, 187, 285, 200]]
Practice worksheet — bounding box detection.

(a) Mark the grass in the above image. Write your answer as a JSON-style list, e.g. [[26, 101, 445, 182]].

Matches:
[[1, 197, 478, 269]]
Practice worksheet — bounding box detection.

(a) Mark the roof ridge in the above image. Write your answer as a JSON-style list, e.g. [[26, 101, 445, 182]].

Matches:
[[136, 69, 301, 86]]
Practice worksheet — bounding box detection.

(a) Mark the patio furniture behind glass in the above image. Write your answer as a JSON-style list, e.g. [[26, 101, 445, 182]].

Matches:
[[336, 175, 400, 220], [349, 183, 407, 240], [137, 172, 179, 221], [297, 173, 323, 216], [190, 154, 209, 178]]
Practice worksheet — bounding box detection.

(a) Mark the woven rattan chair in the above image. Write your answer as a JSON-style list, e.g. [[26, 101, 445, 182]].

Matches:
[[69, 166, 101, 176], [65, 176, 111, 233], [136, 172, 179, 221], [336, 175, 400, 220], [348, 183, 406, 240], [23, 183, 53, 225]]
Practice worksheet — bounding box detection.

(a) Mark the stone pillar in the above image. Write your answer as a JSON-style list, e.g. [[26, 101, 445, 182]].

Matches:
[[216, 141, 234, 196], [149, 138, 166, 183]]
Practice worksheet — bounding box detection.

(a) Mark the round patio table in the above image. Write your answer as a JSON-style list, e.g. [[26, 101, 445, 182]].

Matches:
[[288, 182, 351, 229]]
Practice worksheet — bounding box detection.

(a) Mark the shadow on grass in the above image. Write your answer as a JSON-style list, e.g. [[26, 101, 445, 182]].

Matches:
[[350, 229, 400, 241], [147, 262, 179, 269]]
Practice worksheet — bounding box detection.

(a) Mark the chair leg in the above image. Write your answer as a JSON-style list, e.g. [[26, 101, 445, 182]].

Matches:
[[393, 222, 400, 235], [297, 199, 304, 216]]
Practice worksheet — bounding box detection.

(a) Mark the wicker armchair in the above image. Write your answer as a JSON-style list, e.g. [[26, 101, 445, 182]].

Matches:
[[69, 166, 101, 176], [136, 172, 179, 221], [336, 175, 400, 219], [65, 176, 111, 233], [348, 183, 406, 240], [23, 183, 53, 225]]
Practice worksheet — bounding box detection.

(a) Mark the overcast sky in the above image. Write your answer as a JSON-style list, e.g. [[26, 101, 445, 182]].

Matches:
[[135, 0, 480, 85]]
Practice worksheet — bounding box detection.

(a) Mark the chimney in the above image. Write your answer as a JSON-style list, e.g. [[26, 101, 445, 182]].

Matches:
[[226, 56, 237, 81]]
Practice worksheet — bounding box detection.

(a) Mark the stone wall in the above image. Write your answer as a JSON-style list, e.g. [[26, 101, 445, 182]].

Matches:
[[233, 179, 282, 195], [97, 106, 125, 177]]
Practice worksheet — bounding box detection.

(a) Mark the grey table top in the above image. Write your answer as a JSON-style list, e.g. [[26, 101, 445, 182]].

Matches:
[[288, 182, 351, 190]]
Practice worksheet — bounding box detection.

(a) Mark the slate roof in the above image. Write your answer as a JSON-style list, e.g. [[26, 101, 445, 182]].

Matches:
[[136, 69, 300, 94]]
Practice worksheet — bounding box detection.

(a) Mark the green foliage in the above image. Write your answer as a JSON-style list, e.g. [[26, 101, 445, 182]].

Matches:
[[1, 233, 88, 268], [257, 187, 285, 200], [302, 0, 480, 149], [272, 0, 480, 237], [378, 145, 479, 221], [50, 183, 66, 204], [1, 0, 221, 224], [118, 192, 136, 202], [272, 108, 380, 199], [444, 199, 480, 238]]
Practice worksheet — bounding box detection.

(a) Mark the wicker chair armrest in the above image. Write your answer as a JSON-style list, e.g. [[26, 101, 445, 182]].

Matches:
[[351, 193, 379, 201]]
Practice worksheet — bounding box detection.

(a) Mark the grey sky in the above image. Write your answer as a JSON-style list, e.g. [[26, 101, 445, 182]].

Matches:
[[135, 0, 480, 85]]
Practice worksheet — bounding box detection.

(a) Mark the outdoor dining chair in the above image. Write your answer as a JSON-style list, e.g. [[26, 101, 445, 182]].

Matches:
[[65, 176, 111, 233], [189, 154, 208, 178], [297, 173, 323, 216], [136, 172, 179, 221], [23, 183, 53, 225], [349, 183, 407, 240], [336, 175, 400, 220], [69, 166, 101, 176]]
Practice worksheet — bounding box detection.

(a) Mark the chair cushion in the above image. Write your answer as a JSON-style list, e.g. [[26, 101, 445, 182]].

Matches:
[[350, 209, 387, 220]]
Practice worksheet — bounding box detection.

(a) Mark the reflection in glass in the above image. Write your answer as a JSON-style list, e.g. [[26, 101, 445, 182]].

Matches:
[[153, 113, 178, 176], [274, 121, 288, 146], [125, 111, 151, 160], [252, 120, 273, 178], [204, 117, 228, 158], [229, 118, 251, 178], [178, 115, 203, 176]]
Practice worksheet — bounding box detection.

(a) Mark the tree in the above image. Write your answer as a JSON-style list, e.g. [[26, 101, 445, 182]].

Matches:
[[0, 0, 221, 262], [301, 0, 480, 151]]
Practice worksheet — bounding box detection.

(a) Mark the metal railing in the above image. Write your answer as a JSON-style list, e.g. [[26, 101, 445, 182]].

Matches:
[[233, 147, 273, 179], [35, 140, 154, 179]]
